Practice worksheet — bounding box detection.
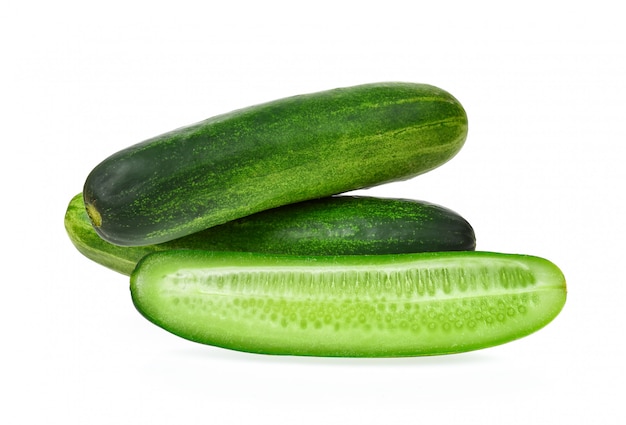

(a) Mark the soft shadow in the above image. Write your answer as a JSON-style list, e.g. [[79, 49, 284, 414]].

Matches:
[[169, 344, 495, 368]]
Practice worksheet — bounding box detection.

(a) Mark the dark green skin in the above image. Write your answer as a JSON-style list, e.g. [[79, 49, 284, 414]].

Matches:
[[198, 195, 476, 256], [84, 82, 468, 246], [65, 193, 476, 275]]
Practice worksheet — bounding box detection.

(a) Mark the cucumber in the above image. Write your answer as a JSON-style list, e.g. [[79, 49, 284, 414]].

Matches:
[[130, 250, 566, 357], [65, 193, 476, 275], [84, 82, 468, 246]]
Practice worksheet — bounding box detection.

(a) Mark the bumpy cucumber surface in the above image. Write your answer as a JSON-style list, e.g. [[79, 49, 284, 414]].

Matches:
[[84, 82, 468, 246], [65, 193, 476, 275], [130, 250, 566, 357]]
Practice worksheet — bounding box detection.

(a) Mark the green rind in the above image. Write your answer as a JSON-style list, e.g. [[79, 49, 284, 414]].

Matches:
[[65, 193, 476, 275], [130, 250, 567, 357], [65, 194, 157, 274], [84, 82, 468, 246]]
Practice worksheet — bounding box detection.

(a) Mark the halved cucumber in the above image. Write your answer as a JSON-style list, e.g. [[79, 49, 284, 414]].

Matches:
[[130, 250, 566, 357]]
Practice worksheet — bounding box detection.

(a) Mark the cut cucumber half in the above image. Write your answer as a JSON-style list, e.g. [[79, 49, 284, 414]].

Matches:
[[130, 250, 566, 357]]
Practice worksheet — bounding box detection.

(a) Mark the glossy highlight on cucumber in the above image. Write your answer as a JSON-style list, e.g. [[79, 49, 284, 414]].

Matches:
[[65, 193, 476, 275], [84, 82, 468, 246], [130, 250, 566, 357]]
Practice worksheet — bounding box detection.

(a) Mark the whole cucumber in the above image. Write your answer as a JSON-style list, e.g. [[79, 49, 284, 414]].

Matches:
[[84, 82, 468, 246], [65, 193, 476, 275]]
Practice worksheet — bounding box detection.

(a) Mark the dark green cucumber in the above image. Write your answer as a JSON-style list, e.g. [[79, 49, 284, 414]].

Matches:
[[65, 193, 476, 275], [84, 82, 468, 246], [130, 250, 566, 357]]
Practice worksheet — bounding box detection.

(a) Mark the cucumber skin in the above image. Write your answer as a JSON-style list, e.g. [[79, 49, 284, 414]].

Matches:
[[65, 193, 476, 275], [83, 82, 468, 246], [130, 250, 567, 357]]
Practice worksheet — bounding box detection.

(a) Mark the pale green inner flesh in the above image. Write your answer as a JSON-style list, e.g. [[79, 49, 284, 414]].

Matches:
[[136, 255, 566, 356]]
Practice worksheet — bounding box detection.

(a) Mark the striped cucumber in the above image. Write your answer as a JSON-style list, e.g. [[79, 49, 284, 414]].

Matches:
[[130, 250, 566, 357], [83, 82, 468, 246], [65, 193, 476, 275]]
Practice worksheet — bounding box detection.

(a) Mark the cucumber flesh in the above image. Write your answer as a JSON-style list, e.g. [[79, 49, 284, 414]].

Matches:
[[130, 250, 566, 357]]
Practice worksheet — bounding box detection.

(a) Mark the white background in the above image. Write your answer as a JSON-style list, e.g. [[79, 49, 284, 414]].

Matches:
[[3, 1, 625, 424]]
